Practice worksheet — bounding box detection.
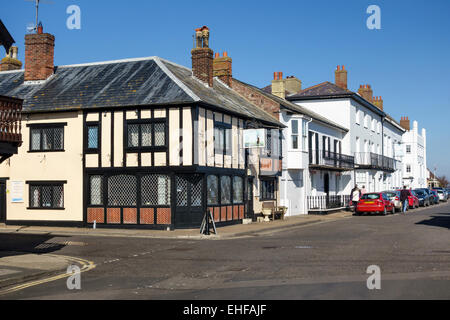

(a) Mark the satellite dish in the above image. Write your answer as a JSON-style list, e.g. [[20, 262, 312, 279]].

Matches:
[[26, 23, 36, 33]]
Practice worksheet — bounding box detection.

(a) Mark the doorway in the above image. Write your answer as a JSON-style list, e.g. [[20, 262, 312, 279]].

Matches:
[[0, 181, 6, 223], [174, 174, 204, 228]]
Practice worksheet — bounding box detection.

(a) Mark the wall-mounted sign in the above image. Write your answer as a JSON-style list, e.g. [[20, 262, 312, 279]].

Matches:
[[11, 181, 24, 203], [244, 129, 265, 148]]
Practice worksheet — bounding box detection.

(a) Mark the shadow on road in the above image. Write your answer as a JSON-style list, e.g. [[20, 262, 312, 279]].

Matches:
[[0, 233, 70, 258], [416, 214, 450, 230]]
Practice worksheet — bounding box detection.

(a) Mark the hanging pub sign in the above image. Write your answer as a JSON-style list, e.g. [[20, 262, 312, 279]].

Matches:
[[243, 129, 265, 148]]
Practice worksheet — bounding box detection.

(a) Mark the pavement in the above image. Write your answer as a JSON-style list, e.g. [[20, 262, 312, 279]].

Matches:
[[0, 210, 352, 293]]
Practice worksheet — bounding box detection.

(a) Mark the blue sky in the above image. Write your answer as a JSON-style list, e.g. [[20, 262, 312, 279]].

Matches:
[[2, 0, 450, 177]]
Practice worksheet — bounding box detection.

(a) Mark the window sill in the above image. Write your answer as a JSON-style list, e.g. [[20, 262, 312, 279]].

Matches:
[[28, 150, 65, 153], [27, 207, 66, 211]]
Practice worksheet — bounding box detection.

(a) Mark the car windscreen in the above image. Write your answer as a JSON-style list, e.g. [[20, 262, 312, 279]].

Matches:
[[361, 194, 380, 200], [384, 192, 397, 198], [415, 190, 425, 196]]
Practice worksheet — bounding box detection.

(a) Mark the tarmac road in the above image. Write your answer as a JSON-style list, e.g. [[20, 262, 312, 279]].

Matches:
[[0, 201, 449, 300]]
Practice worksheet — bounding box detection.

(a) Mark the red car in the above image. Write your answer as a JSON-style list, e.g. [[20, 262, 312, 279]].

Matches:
[[356, 192, 396, 216], [396, 189, 419, 209]]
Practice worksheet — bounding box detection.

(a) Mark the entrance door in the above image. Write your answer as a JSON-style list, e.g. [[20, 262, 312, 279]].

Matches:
[[324, 173, 330, 207], [0, 181, 6, 223], [175, 174, 204, 228], [245, 177, 254, 219]]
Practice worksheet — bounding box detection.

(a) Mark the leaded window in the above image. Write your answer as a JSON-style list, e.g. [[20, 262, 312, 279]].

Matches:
[[29, 125, 65, 152], [214, 123, 231, 155], [108, 175, 137, 206], [126, 120, 166, 150], [220, 176, 231, 205], [86, 123, 99, 151], [89, 175, 103, 205], [233, 176, 243, 204], [141, 174, 171, 206], [207, 175, 219, 205], [29, 182, 65, 209]]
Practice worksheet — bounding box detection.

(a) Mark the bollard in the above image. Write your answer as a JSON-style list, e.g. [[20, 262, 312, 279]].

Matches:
[[93, 220, 96, 229]]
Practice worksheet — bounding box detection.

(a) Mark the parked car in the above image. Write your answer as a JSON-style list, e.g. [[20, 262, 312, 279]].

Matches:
[[430, 190, 440, 204], [414, 189, 431, 207], [382, 190, 402, 212], [433, 188, 448, 202], [355, 193, 396, 216], [396, 189, 419, 209]]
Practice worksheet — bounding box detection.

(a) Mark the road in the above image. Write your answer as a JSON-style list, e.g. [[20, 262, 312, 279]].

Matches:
[[0, 202, 449, 300]]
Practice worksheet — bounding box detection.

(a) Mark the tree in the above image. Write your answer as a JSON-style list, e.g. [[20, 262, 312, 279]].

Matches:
[[436, 176, 449, 188]]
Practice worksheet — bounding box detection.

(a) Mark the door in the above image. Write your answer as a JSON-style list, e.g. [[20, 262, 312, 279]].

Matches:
[[175, 174, 204, 228], [324, 173, 330, 207], [0, 181, 6, 223], [245, 177, 254, 219]]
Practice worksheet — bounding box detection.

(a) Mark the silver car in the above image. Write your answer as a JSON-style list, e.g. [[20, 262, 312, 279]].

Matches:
[[435, 189, 448, 202], [383, 190, 402, 212]]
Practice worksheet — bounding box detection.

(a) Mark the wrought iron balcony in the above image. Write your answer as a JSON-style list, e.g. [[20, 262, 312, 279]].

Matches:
[[354, 152, 396, 172], [309, 149, 355, 171], [0, 95, 22, 163]]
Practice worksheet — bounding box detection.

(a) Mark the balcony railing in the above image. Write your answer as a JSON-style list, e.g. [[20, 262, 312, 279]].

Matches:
[[309, 149, 355, 171], [0, 95, 22, 163], [354, 152, 396, 172], [308, 195, 351, 212]]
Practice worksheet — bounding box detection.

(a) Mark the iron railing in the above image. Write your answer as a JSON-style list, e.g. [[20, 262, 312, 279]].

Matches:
[[309, 149, 355, 170], [308, 195, 351, 211], [354, 152, 396, 172]]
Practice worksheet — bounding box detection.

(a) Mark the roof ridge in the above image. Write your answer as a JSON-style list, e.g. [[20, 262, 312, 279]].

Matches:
[[58, 56, 159, 68]]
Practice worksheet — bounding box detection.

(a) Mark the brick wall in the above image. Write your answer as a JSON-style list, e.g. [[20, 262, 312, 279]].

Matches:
[[25, 33, 55, 81], [231, 79, 280, 121], [192, 48, 214, 87]]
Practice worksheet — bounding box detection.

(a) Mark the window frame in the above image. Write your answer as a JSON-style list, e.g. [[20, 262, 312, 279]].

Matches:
[[260, 178, 277, 201], [125, 119, 168, 152], [27, 181, 66, 210], [291, 120, 299, 150], [85, 121, 101, 154], [214, 121, 232, 155], [27, 123, 67, 153]]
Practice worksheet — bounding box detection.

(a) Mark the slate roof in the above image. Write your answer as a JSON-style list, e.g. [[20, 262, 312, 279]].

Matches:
[[235, 79, 348, 132], [287, 81, 352, 99], [0, 57, 282, 127]]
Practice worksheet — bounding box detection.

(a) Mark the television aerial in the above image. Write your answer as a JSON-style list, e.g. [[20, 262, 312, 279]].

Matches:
[[25, 0, 53, 33]]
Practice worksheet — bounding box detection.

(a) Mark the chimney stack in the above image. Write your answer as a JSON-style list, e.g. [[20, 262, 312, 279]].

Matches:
[[0, 46, 22, 71], [24, 23, 55, 81], [400, 116, 411, 131], [213, 51, 232, 87], [358, 84, 373, 102], [373, 96, 383, 111], [285, 75, 302, 94], [335, 65, 347, 89], [271, 72, 286, 99], [191, 26, 213, 87]]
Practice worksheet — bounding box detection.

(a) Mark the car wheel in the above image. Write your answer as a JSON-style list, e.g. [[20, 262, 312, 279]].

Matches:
[[392, 207, 395, 214], [383, 207, 388, 216]]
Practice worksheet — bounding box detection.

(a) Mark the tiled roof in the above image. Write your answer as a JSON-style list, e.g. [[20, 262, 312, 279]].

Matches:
[[0, 57, 282, 127]]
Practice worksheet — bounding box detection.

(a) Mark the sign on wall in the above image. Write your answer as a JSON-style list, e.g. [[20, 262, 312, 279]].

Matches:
[[10, 181, 24, 203], [243, 129, 265, 148]]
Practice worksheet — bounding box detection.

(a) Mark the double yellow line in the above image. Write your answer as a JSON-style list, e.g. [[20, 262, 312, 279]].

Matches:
[[0, 254, 96, 296]]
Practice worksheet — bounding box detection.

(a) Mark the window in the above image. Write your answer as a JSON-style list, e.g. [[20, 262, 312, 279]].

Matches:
[[108, 175, 137, 206], [214, 123, 231, 155], [29, 124, 65, 152], [86, 123, 100, 152], [364, 114, 368, 128], [356, 109, 361, 125], [207, 175, 219, 205], [28, 182, 65, 209], [371, 119, 376, 132], [260, 179, 276, 200], [406, 165, 411, 173], [406, 145, 411, 153], [220, 176, 231, 204], [291, 120, 299, 150], [233, 176, 244, 204], [377, 122, 381, 134], [302, 121, 307, 149], [89, 175, 103, 205], [141, 174, 171, 206], [126, 120, 166, 150], [266, 129, 272, 156]]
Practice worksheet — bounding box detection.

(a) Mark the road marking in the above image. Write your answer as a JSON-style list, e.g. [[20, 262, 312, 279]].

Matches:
[[0, 255, 96, 296]]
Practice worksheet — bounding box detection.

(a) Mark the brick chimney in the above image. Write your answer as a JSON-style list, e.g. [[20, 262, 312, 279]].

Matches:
[[0, 46, 22, 71], [358, 84, 373, 102], [213, 51, 232, 87], [373, 96, 383, 111], [285, 76, 302, 94], [400, 116, 410, 131], [191, 26, 213, 87], [25, 23, 55, 81], [271, 72, 286, 99], [335, 65, 347, 89]]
